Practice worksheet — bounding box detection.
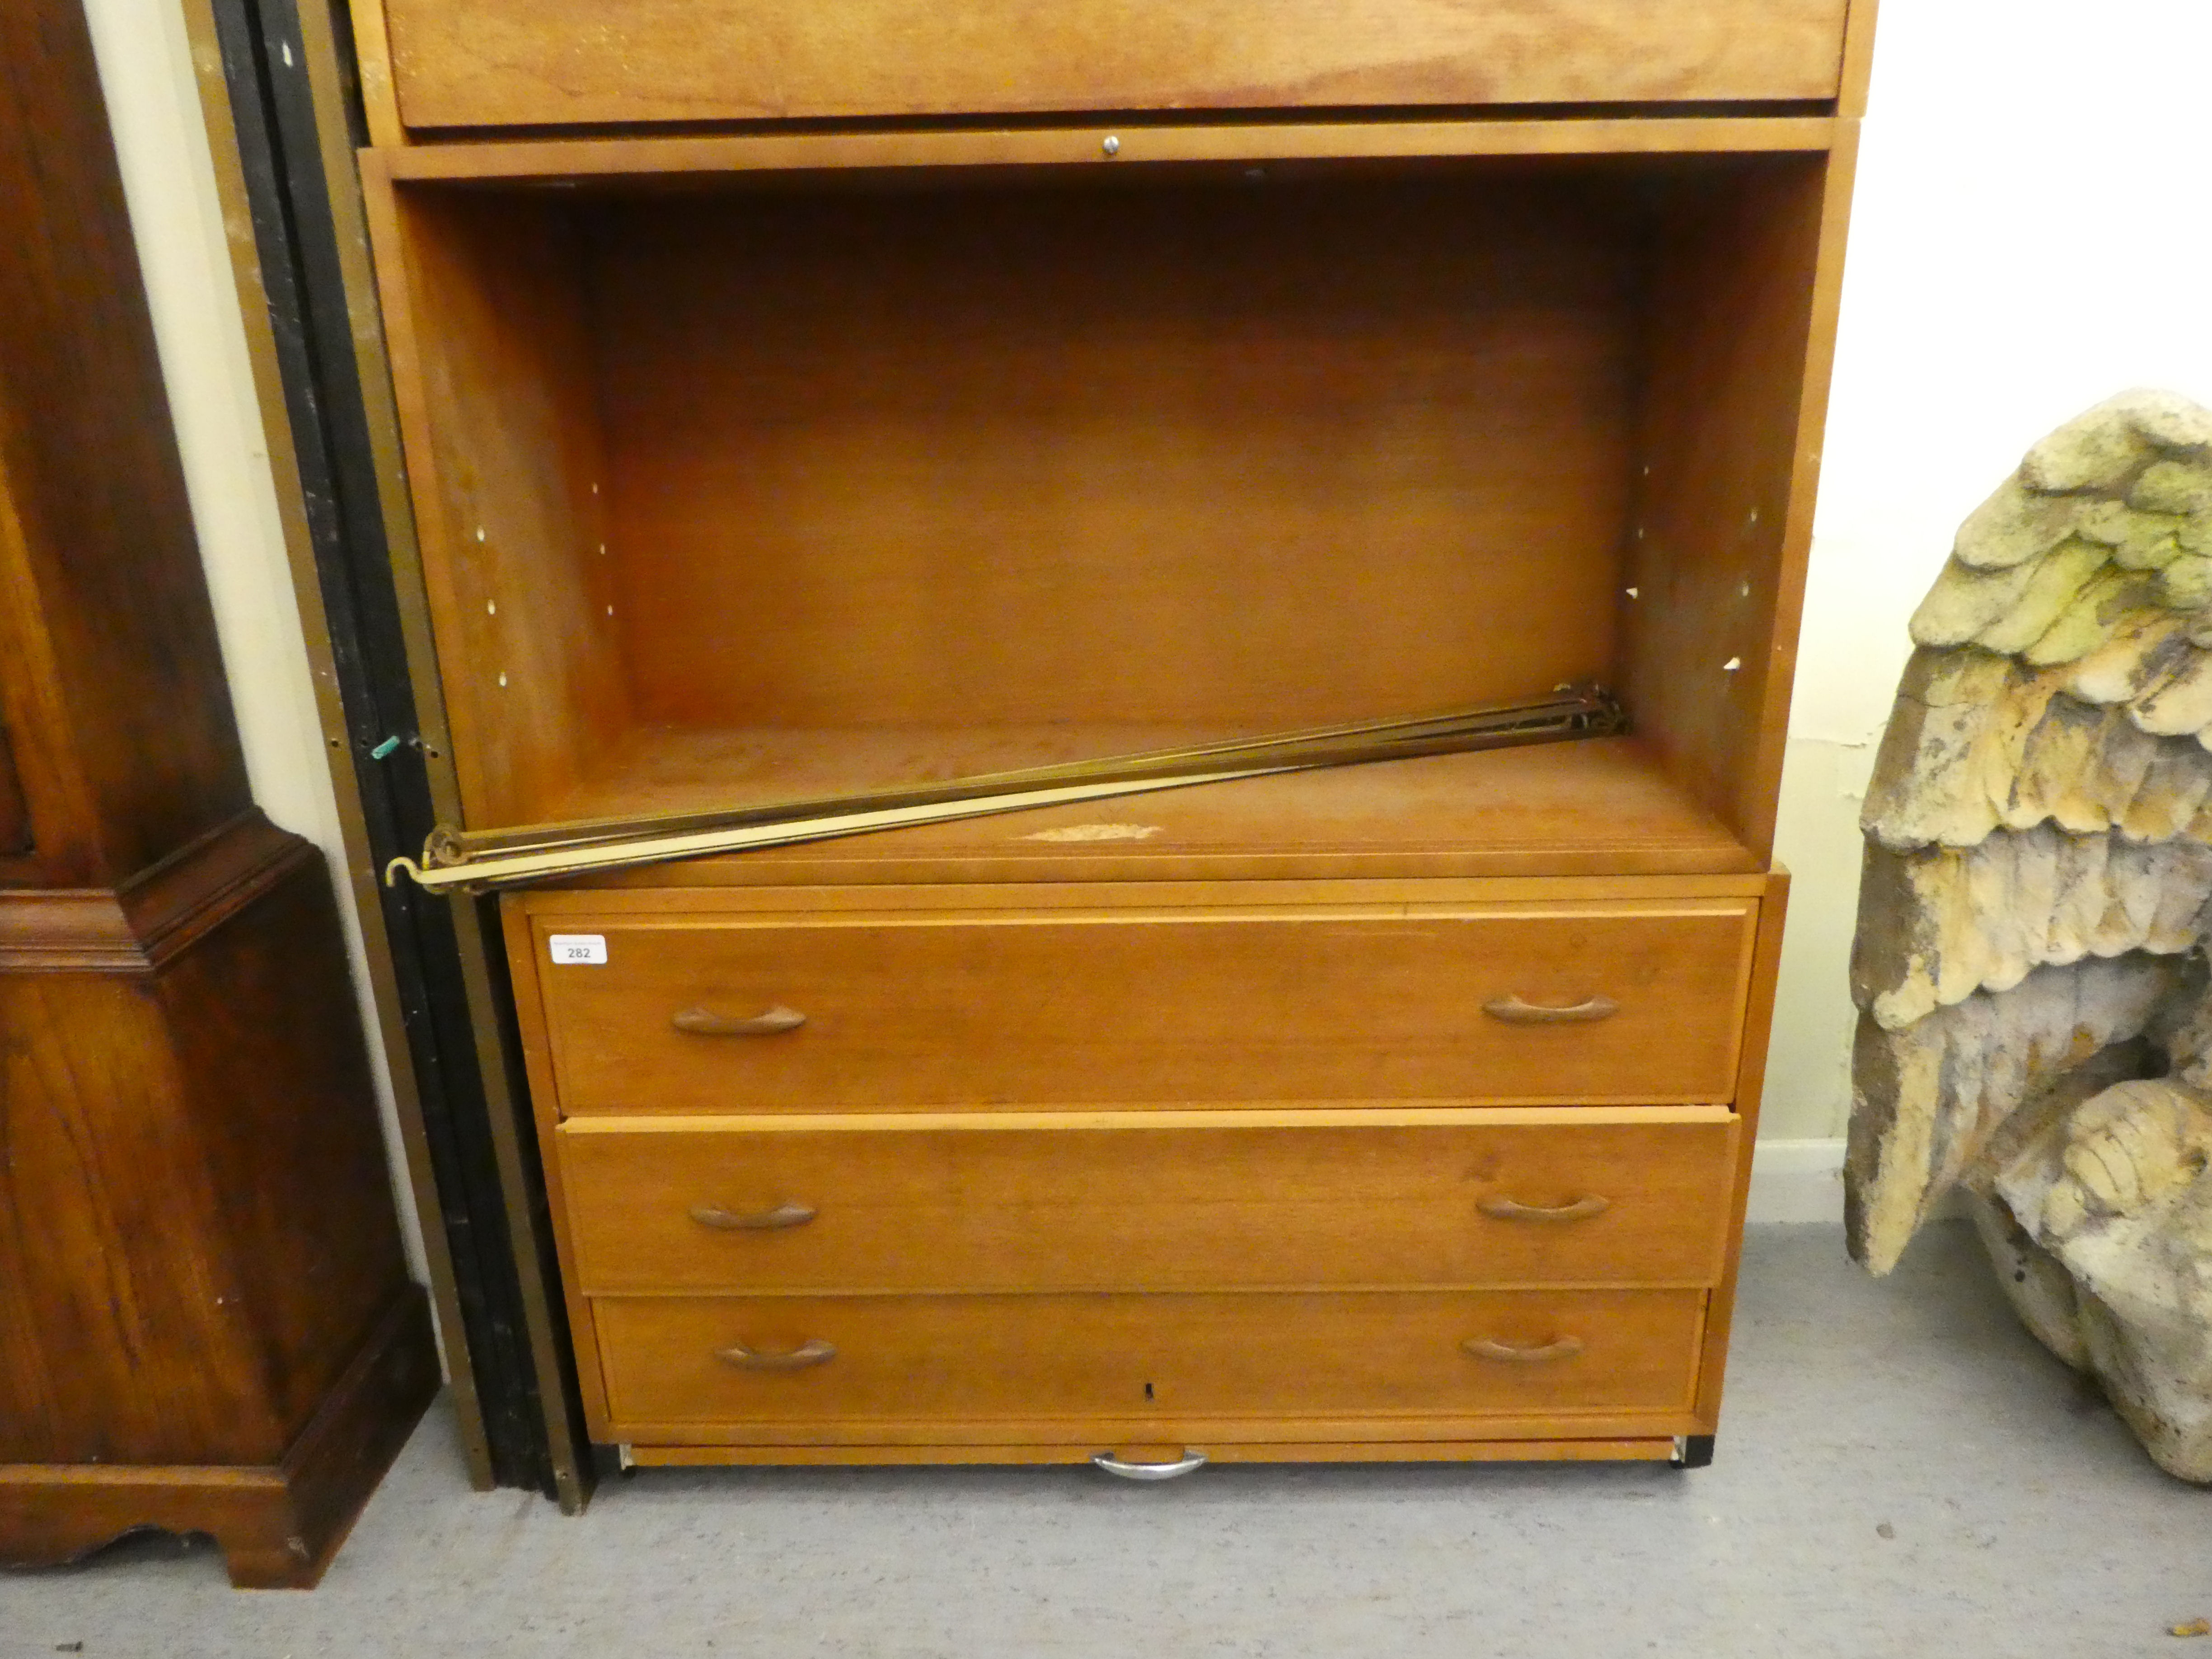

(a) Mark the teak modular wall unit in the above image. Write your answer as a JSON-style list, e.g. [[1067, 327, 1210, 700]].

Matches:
[[354, 0, 1873, 1470]]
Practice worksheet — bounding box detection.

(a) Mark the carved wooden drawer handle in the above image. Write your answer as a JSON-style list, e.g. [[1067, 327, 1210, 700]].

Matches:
[[1481, 994, 1619, 1025], [716, 1338, 837, 1371], [672, 1004, 806, 1036], [690, 1201, 817, 1231], [1476, 1194, 1611, 1223], [1462, 1336, 1584, 1364]]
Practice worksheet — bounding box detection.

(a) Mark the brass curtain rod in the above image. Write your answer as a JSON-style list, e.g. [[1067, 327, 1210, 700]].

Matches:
[[386, 685, 1625, 893]]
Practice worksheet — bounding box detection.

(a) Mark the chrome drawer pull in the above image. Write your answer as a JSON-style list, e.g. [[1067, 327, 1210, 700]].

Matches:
[[1477, 1194, 1610, 1223], [1482, 994, 1619, 1025], [716, 1338, 837, 1371], [690, 1201, 817, 1231], [673, 1004, 806, 1037], [1092, 1450, 1207, 1481], [1462, 1336, 1584, 1364]]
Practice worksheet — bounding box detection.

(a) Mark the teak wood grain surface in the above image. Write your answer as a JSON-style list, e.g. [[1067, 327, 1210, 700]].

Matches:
[[596, 179, 1634, 734], [592, 1288, 1708, 1434], [537, 736, 1761, 886], [375, 0, 1852, 131], [559, 1113, 1740, 1293], [528, 897, 1759, 1112]]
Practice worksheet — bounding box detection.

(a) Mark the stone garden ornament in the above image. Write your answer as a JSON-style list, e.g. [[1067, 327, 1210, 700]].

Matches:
[[1848, 389, 2212, 1481]]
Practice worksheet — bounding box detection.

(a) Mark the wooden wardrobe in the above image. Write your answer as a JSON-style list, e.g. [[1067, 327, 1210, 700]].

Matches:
[[349, 0, 1874, 1472], [0, 0, 436, 1585]]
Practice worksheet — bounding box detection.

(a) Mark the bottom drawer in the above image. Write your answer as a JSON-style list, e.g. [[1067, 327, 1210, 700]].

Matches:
[[594, 1289, 1706, 1433]]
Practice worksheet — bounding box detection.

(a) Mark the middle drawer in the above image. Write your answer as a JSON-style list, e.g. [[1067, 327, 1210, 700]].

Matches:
[[559, 1112, 1740, 1293]]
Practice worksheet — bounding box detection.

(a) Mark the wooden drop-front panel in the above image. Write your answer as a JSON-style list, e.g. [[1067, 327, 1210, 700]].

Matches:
[[374, 0, 1852, 131]]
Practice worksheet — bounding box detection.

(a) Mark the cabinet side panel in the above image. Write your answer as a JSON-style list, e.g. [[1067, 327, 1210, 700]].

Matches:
[[1692, 868, 1789, 1428], [345, 0, 405, 148], [0, 974, 277, 1464], [1620, 156, 1833, 858], [158, 849, 417, 1447], [0, 0, 250, 884], [368, 182, 626, 827], [380, 0, 1851, 131], [501, 895, 615, 1438]]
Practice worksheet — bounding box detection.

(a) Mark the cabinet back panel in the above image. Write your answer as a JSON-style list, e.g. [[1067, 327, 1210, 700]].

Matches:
[[593, 176, 1639, 731]]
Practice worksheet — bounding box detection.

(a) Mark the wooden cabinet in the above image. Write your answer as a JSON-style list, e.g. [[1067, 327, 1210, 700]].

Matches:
[[0, 0, 436, 1584], [351, 0, 1870, 1469]]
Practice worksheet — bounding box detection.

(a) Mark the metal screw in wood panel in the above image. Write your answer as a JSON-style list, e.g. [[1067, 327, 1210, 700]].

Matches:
[[1102, 135, 1120, 157]]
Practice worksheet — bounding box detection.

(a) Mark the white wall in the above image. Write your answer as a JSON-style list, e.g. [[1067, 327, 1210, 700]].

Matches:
[[71, 2, 2212, 1225], [78, 0, 428, 1281], [1764, 0, 2212, 1143]]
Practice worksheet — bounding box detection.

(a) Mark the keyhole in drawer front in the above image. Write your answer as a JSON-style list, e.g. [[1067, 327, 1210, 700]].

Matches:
[[1144, 1381, 1155, 1402]]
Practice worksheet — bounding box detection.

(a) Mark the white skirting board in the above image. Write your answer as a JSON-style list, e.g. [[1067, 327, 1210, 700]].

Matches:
[[1746, 1138, 1846, 1225]]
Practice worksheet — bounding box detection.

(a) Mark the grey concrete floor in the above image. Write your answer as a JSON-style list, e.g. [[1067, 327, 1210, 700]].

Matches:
[[3, 1222, 2207, 1658]]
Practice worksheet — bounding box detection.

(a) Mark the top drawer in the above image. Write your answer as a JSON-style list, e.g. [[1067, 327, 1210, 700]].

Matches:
[[521, 895, 1759, 1114], [373, 1, 1853, 132]]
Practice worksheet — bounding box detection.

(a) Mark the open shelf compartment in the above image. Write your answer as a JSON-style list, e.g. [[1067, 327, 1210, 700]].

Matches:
[[365, 133, 1841, 881]]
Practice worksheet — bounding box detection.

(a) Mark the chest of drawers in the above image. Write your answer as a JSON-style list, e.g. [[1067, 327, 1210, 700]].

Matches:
[[348, 0, 1870, 1470], [502, 868, 1783, 1465]]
